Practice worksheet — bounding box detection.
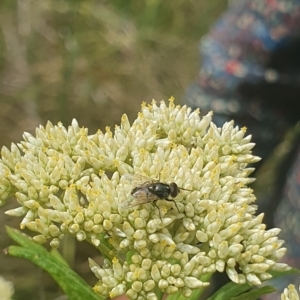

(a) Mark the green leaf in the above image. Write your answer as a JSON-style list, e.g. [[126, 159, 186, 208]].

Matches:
[[207, 268, 300, 300], [207, 281, 276, 300], [230, 286, 276, 300], [50, 248, 70, 266], [207, 281, 252, 300], [6, 227, 104, 300], [269, 268, 300, 278]]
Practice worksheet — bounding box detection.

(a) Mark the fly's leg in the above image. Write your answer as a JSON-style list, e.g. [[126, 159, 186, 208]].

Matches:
[[165, 198, 179, 213], [153, 201, 162, 219]]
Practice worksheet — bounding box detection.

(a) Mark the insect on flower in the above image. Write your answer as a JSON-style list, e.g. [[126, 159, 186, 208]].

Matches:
[[121, 173, 192, 216]]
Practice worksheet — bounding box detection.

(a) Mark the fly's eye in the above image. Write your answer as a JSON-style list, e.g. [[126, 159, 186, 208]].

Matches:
[[169, 183, 179, 198]]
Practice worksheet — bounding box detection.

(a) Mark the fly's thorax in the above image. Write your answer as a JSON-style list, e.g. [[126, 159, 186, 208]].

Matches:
[[148, 183, 171, 199]]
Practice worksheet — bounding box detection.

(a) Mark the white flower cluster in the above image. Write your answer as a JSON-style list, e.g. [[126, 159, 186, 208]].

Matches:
[[0, 276, 14, 300], [0, 98, 290, 299], [281, 285, 300, 300]]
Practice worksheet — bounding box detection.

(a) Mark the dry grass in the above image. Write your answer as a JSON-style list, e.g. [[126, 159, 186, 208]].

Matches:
[[0, 1, 226, 145]]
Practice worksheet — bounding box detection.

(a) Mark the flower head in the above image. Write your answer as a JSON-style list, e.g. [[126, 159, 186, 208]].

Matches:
[[0, 98, 290, 299], [0, 276, 14, 300], [281, 284, 300, 300]]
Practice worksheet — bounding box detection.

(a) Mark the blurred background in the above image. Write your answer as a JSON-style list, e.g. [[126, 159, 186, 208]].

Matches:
[[0, 0, 227, 146], [0, 1, 227, 299]]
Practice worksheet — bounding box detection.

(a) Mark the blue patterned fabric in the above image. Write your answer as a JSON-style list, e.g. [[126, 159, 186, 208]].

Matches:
[[185, 0, 300, 113]]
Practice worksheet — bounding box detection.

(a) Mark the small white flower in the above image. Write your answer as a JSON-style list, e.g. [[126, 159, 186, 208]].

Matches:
[[281, 284, 300, 300], [0, 276, 14, 300]]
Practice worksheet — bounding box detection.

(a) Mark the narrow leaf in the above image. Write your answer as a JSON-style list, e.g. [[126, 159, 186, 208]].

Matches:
[[230, 286, 276, 300], [207, 282, 252, 300], [269, 268, 300, 278], [6, 227, 103, 300]]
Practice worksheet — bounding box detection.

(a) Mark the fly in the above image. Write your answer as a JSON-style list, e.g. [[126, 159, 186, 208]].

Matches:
[[121, 173, 191, 216]]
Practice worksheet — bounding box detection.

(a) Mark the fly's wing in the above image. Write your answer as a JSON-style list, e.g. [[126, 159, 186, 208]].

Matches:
[[120, 187, 159, 208], [121, 173, 158, 208], [122, 173, 156, 187]]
